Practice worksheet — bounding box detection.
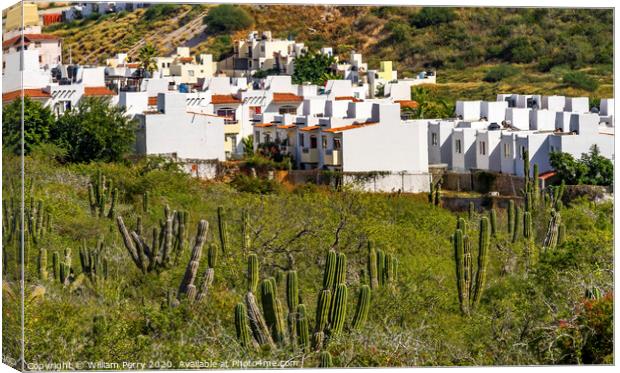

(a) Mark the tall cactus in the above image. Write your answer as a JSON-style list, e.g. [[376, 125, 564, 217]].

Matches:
[[296, 304, 310, 352], [235, 303, 254, 349], [207, 243, 218, 269], [142, 191, 149, 213], [260, 279, 285, 345], [511, 206, 522, 243], [334, 252, 347, 287], [247, 254, 259, 293], [468, 201, 475, 220], [558, 224, 566, 246], [286, 271, 299, 343], [319, 351, 333, 368], [87, 170, 117, 219], [329, 284, 348, 336], [533, 163, 539, 206], [313, 289, 331, 349], [368, 243, 379, 289], [322, 250, 336, 290], [376, 249, 385, 287], [241, 209, 251, 251], [217, 206, 228, 254], [351, 285, 371, 329], [470, 217, 489, 308], [38, 248, 48, 280], [489, 209, 497, 237], [245, 292, 274, 348], [543, 210, 561, 252], [507, 200, 514, 235], [178, 220, 208, 298]]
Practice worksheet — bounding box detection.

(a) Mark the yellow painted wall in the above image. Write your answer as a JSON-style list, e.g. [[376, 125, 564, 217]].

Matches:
[[5, 3, 40, 32], [377, 61, 393, 81]]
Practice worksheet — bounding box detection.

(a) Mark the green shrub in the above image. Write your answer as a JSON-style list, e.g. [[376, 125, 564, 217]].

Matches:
[[230, 174, 282, 194], [142, 4, 180, 21], [203, 4, 254, 33], [483, 65, 519, 82], [2, 97, 54, 155], [562, 71, 599, 92], [502, 37, 537, 63], [410, 7, 455, 28]]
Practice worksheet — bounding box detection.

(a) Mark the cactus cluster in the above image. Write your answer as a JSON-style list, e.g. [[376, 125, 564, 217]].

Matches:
[[116, 205, 189, 274], [88, 170, 118, 219], [428, 179, 442, 206], [175, 220, 214, 305], [542, 210, 562, 252], [367, 242, 398, 290], [453, 216, 490, 315], [217, 206, 229, 254], [79, 238, 109, 283], [2, 196, 52, 247], [235, 250, 374, 355]]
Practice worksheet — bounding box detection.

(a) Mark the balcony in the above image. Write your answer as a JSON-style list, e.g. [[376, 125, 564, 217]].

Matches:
[[224, 121, 241, 135], [300, 147, 319, 163], [323, 149, 342, 166]]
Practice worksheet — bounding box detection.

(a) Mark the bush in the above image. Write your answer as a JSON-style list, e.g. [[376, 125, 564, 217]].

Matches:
[[203, 4, 254, 33], [230, 174, 282, 194], [502, 37, 537, 63], [550, 145, 612, 186], [483, 64, 519, 82], [2, 97, 54, 155], [410, 7, 455, 28], [563, 71, 599, 92], [142, 4, 179, 21]]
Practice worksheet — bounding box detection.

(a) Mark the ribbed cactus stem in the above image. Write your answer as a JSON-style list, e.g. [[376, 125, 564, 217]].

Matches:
[[178, 220, 208, 295], [241, 209, 251, 251], [107, 188, 118, 219], [523, 211, 532, 239], [334, 252, 347, 287], [247, 254, 259, 293], [376, 249, 385, 287], [543, 210, 561, 251], [286, 270, 299, 312], [322, 250, 336, 290], [454, 229, 468, 315], [296, 304, 310, 352], [512, 206, 522, 243], [471, 217, 489, 308], [319, 351, 333, 368], [558, 224, 566, 245], [143, 191, 149, 213], [468, 201, 475, 220], [38, 248, 48, 280], [235, 303, 254, 349], [207, 243, 218, 269], [507, 200, 514, 235], [351, 285, 371, 329], [533, 163, 539, 206], [260, 279, 285, 345], [52, 251, 59, 280], [368, 244, 378, 289], [245, 292, 274, 348], [329, 284, 348, 336], [315, 289, 331, 333], [489, 209, 497, 237], [217, 206, 228, 254]]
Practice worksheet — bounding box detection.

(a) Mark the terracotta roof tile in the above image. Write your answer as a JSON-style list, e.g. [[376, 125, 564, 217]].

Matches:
[[84, 87, 116, 96], [323, 122, 378, 133], [300, 125, 320, 132], [538, 171, 556, 180], [148, 96, 158, 106], [211, 94, 241, 104], [277, 124, 297, 129], [178, 57, 194, 63], [2, 89, 51, 102], [395, 100, 418, 109], [3, 34, 60, 49], [273, 92, 303, 103], [335, 96, 363, 102], [254, 123, 274, 128]]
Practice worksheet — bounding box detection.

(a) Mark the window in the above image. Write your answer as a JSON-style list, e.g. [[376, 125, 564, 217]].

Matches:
[[39, 55, 42, 63], [264, 134, 271, 143], [299, 134, 305, 147], [455, 139, 462, 154], [279, 105, 297, 115], [188, 70, 194, 77], [34, 42, 41, 48], [479, 141, 486, 155], [310, 135, 318, 149], [431, 133, 438, 146], [255, 131, 260, 141], [503, 143, 511, 158], [550, 145, 556, 153], [217, 107, 237, 124], [333, 138, 341, 150], [322, 136, 327, 149]]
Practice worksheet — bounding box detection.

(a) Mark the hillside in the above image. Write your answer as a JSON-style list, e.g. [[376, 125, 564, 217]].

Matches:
[[2, 149, 614, 366], [43, 5, 613, 98]]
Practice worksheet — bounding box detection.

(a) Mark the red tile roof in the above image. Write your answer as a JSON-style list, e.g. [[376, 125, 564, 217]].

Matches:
[[3, 34, 60, 49], [2, 89, 51, 102], [277, 124, 297, 129], [395, 100, 418, 109], [254, 123, 274, 128], [148, 96, 158, 106], [323, 122, 378, 133], [211, 94, 241, 104], [300, 125, 320, 132], [538, 171, 556, 180], [178, 57, 194, 63], [84, 87, 116, 96], [273, 92, 303, 103], [335, 96, 363, 102]]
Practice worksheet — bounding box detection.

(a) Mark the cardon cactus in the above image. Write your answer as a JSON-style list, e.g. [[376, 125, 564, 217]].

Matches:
[[241, 209, 251, 251], [296, 304, 310, 352], [376, 249, 385, 287], [489, 209, 497, 237], [367, 243, 379, 289], [328, 283, 348, 336], [207, 243, 218, 269], [322, 250, 336, 290], [286, 271, 299, 343], [470, 217, 489, 308], [245, 292, 274, 348], [319, 351, 333, 368], [543, 210, 561, 252], [142, 191, 149, 213], [87, 170, 117, 219], [260, 279, 285, 345], [247, 254, 259, 293], [52, 251, 59, 281], [38, 248, 48, 280], [468, 201, 475, 220], [178, 220, 208, 296], [507, 200, 514, 235], [351, 285, 371, 329], [558, 224, 566, 245], [511, 206, 522, 243], [217, 206, 228, 254], [313, 289, 331, 349], [334, 252, 347, 287], [235, 303, 254, 349]]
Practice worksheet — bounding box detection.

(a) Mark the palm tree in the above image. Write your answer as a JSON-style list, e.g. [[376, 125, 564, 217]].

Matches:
[[410, 86, 453, 119], [137, 43, 158, 80]]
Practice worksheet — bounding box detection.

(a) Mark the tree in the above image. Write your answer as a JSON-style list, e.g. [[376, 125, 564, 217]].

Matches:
[[203, 4, 254, 34], [550, 146, 612, 186], [410, 7, 455, 28], [50, 97, 137, 163], [563, 71, 599, 92], [292, 52, 336, 85], [409, 86, 453, 119], [2, 97, 54, 155], [137, 43, 158, 79], [502, 37, 537, 64]]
